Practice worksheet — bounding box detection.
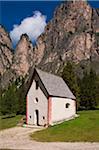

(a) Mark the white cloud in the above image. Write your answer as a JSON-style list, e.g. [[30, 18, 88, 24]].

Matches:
[[10, 11, 47, 44]]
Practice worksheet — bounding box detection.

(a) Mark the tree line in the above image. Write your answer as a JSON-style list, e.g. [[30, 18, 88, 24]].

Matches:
[[0, 77, 26, 115], [62, 61, 99, 110]]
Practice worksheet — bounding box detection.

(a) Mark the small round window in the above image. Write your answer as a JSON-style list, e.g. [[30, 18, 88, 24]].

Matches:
[[65, 103, 70, 108]]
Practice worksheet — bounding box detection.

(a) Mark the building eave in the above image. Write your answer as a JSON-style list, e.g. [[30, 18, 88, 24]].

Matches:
[[49, 95, 76, 100]]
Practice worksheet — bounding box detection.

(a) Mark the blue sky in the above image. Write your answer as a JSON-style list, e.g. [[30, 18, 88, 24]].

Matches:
[[0, 1, 62, 45], [88, 1, 99, 8], [0, 1, 61, 31], [0, 1, 98, 31], [0, 1, 98, 45]]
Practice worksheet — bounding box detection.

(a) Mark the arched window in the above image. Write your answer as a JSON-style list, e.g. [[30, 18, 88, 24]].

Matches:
[[43, 116, 45, 119], [65, 103, 70, 108], [36, 81, 39, 89], [34, 98, 38, 103]]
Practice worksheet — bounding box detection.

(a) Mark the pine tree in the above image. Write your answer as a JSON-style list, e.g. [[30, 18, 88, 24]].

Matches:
[[80, 69, 98, 109], [0, 77, 26, 115], [62, 61, 80, 101]]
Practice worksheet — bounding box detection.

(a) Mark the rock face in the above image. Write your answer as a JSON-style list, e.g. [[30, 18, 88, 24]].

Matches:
[[0, 33, 35, 89], [0, 25, 13, 75], [36, 1, 99, 73], [0, 1, 99, 90], [12, 34, 34, 76], [0, 25, 12, 48]]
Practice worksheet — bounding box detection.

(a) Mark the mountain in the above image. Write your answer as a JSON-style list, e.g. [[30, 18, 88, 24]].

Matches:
[[0, 32, 35, 89], [12, 34, 34, 76], [0, 1, 99, 90], [0, 25, 13, 76], [36, 1, 99, 74]]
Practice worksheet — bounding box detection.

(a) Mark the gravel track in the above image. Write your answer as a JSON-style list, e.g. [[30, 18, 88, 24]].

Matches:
[[0, 127, 99, 150]]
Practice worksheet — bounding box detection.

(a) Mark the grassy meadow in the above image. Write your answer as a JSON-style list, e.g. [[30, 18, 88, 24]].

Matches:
[[0, 115, 22, 130], [31, 110, 99, 142]]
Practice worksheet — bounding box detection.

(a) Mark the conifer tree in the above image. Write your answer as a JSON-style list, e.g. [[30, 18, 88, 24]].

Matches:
[[62, 61, 80, 100], [80, 69, 98, 109]]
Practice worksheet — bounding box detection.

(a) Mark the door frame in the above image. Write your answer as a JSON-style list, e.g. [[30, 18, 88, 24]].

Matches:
[[34, 109, 39, 125]]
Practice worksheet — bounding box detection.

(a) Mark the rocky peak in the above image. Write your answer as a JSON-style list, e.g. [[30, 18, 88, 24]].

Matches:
[[52, 1, 92, 33], [12, 34, 34, 76], [15, 34, 32, 54], [35, 1, 99, 73], [0, 25, 12, 48]]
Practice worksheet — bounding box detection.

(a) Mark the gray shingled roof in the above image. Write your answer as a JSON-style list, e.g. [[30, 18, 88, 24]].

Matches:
[[36, 68, 76, 99]]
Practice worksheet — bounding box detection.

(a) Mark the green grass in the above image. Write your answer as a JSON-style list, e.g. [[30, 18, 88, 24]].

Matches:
[[31, 110, 99, 142], [0, 115, 23, 130]]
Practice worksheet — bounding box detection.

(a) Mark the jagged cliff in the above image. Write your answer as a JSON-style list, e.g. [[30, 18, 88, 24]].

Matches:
[[0, 25, 13, 75], [0, 1, 99, 90], [0, 31, 35, 89], [12, 34, 34, 76], [36, 1, 99, 74]]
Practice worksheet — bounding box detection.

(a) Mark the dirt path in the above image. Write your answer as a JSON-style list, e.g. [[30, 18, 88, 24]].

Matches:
[[0, 126, 99, 150]]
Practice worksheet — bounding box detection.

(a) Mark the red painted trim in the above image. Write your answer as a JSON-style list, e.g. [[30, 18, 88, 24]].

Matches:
[[48, 97, 52, 125], [75, 100, 76, 113], [26, 96, 28, 124]]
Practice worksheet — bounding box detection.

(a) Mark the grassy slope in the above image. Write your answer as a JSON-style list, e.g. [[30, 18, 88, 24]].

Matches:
[[0, 115, 22, 130], [31, 110, 99, 142]]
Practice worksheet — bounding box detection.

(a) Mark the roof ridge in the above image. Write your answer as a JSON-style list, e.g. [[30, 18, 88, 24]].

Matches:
[[35, 68, 62, 79]]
